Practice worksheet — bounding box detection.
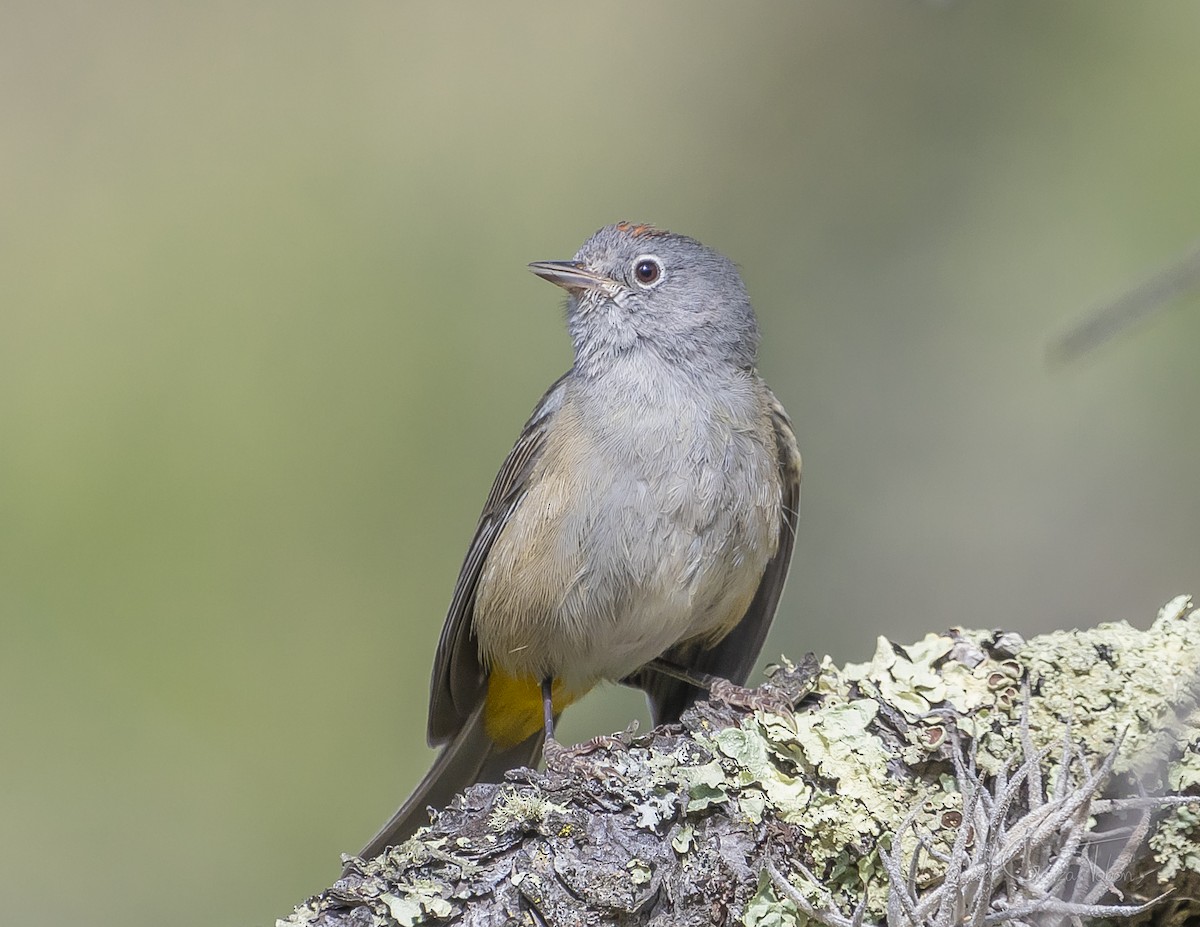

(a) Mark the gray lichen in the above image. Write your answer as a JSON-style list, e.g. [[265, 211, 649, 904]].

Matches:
[[281, 597, 1200, 927]]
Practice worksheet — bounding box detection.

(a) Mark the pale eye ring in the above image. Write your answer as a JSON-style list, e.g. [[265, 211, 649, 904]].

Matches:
[[632, 255, 664, 289]]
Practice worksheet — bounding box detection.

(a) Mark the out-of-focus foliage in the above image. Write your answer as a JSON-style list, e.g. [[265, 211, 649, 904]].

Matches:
[[1, 3, 1197, 925]]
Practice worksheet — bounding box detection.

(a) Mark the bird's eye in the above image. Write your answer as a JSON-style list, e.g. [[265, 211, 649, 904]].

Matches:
[[632, 255, 664, 288]]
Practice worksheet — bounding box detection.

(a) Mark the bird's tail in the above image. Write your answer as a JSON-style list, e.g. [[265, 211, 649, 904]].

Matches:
[[352, 703, 542, 863]]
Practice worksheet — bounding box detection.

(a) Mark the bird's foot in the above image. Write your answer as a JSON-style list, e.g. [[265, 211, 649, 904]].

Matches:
[[541, 721, 639, 783], [543, 721, 638, 769], [708, 678, 796, 716]]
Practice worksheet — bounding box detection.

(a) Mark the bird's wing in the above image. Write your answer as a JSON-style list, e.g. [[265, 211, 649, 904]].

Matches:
[[640, 387, 802, 724], [426, 372, 571, 744]]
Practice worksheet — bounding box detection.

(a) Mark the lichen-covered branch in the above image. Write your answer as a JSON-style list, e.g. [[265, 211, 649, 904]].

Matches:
[[282, 596, 1200, 927]]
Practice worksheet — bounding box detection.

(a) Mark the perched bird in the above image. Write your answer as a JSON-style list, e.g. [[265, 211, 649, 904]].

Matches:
[[357, 222, 800, 858]]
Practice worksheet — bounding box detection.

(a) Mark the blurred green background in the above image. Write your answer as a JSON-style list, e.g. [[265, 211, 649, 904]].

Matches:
[[2, 2, 1198, 924]]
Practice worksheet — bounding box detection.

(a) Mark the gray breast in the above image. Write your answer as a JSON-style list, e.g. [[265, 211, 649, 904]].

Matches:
[[474, 361, 781, 687]]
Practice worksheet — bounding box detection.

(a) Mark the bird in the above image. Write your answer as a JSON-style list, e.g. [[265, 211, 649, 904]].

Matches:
[[355, 222, 800, 859]]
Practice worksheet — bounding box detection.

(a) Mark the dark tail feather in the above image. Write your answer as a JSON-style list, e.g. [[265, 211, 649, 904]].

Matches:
[[352, 705, 542, 864]]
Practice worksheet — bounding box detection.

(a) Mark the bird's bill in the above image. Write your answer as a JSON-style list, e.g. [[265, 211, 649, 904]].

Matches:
[[528, 261, 619, 295]]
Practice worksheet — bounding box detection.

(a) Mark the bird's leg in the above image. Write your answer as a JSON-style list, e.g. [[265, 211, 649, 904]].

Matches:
[[642, 657, 797, 715], [538, 676, 575, 766], [540, 677, 570, 770], [541, 676, 557, 741], [540, 677, 635, 774]]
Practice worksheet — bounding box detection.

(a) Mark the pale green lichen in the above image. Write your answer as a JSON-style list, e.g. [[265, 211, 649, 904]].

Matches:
[[1149, 798, 1200, 882], [380, 881, 454, 926], [1169, 741, 1200, 791], [1021, 595, 1200, 885], [703, 684, 961, 920], [1148, 701, 1200, 884], [671, 823, 695, 854], [711, 725, 810, 815], [742, 871, 801, 927], [706, 597, 1199, 922], [1024, 595, 1200, 777], [678, 757, 731, 812], [627, 857, 653, 885], [738, 787, 768, 824], [487, 789, 564, 832], [844, 633, 956, 716]]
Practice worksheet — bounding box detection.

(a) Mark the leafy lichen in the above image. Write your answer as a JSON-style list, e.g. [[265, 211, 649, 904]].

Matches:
[[700, 597, 1200, 922]]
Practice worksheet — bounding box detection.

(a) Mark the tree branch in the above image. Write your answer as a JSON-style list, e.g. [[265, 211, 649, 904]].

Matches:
[[282, 596, 1200, 927]]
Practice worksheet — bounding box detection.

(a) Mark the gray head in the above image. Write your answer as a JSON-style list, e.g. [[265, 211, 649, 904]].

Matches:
[[529, 223, 760, 378]]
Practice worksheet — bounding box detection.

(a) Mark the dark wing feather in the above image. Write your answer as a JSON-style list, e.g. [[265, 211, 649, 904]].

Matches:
[[355, 704, 543, 860], [426, 372, 570, 744], [639, 388, 802, 724]]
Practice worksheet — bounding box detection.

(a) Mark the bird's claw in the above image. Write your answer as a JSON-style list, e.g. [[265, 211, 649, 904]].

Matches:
[[709, 678, 796, 716]]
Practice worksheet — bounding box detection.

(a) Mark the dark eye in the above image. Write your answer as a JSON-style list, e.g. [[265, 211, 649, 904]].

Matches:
[[632, 256, 663, 288]]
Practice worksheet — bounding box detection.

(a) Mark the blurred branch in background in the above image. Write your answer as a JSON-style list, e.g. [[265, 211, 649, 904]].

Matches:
[[1050, 238, 1200, 363]]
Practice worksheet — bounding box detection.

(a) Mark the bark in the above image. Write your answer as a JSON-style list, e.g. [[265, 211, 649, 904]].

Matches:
[[282, 596, 1200, 927]]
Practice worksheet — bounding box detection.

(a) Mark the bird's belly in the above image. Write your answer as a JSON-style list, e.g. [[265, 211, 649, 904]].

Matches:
[[474, 422, 779, 689]]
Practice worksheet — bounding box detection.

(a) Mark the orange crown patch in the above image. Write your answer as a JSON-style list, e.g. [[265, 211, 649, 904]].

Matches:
[[614, 221, 664, 239]]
